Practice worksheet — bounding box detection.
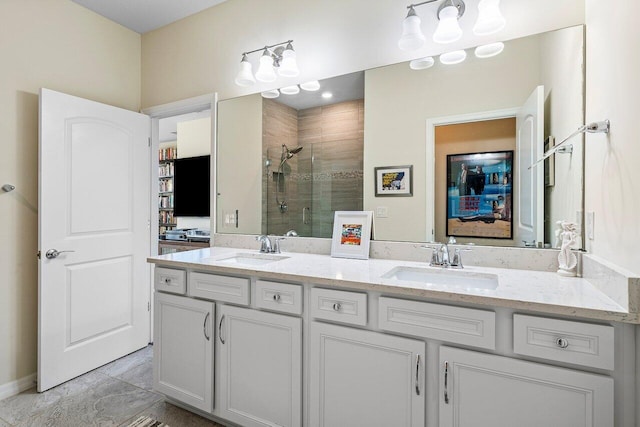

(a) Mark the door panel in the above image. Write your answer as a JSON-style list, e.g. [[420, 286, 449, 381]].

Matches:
[[38, 88, 150, 391]]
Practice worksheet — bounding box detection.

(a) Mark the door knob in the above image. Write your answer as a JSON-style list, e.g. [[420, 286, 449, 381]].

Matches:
[[45, 249, 75, 259]]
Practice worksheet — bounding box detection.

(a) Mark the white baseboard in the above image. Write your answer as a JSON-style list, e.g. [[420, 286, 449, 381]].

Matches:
[[0, 373, 36, 401]]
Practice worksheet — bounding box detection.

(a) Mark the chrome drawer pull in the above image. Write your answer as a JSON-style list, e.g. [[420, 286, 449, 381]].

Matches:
[[556, 337, 569, 349], [203, 312, 210, 341], [164, 277, 171, 284], [415, 354, 421, 396], [219, 315, 226, 344], [444, 361, 450, 404], [273, 293, 281, 302], [333, 303, 341, 312]]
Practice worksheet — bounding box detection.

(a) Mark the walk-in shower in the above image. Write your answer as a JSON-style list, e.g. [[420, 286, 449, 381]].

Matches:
[[276, 144, 303, 212]]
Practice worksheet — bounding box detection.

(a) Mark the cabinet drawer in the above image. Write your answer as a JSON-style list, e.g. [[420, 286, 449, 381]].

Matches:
[[310, 288, 367, 326], [379, 297, 495, 350], [513, 314, 614, 370], [255, 280, 302, 315], [154, 267, 186, 294], [188, 271, 250, 305]]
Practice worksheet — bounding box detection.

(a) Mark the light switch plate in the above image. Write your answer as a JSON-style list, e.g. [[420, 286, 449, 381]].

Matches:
[[376, 206, 389, 218], [586, 211, 595, 240]]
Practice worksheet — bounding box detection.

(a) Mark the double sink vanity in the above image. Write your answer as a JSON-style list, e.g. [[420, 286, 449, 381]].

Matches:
[[148, 241, 638, 427]]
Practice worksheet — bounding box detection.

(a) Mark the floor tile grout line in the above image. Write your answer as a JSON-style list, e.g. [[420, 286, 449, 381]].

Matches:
[[0, 413, 13, 427]]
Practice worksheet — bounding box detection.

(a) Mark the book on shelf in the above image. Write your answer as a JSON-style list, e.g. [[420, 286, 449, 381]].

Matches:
[[159, 147, 177, 161]]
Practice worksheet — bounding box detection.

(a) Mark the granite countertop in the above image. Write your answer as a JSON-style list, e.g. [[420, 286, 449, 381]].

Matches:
[[148, 247, 637, 324]]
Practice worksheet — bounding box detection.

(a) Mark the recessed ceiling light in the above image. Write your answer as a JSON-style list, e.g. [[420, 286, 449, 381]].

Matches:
[[409, 56, 435, 70], [261, 90, 280, 99], [439, 50, 467, 65], [280, 85, 300, 95], [474, 42, 505, 58], [321, 92, 333, 99], [300, 80, 320, 91]]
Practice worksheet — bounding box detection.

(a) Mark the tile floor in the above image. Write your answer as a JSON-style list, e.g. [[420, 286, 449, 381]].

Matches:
[[0, 346, 222, 427]]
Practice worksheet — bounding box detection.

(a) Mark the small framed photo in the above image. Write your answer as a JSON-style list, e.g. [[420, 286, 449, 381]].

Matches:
[[331, 211, 373, 260], [374, 165, 413, 197]]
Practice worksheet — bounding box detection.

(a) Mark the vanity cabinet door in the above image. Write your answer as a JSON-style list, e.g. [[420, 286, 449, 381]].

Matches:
[[309, 322, 425, 427], [153, 292, 214, 412], [216, 305, 302, 427], [439, 346, 613, 427]]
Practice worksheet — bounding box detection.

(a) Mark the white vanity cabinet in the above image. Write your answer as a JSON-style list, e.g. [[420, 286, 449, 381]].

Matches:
[[153, 292, 214, 412], [439, 346, 614, 427], [216, 304, 302, 427], [309, 321, 425, 427]]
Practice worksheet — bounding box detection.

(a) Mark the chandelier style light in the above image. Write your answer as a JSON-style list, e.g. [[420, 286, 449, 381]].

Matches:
[[398, 0, 505, 51], [235, 40, 299, 87]]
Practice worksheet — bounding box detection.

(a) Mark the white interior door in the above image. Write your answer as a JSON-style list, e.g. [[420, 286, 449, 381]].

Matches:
[[38, 88, 151, 392], [516, 85, 544, 246]]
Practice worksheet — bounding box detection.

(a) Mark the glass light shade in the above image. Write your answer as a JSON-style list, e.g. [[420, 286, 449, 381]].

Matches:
[[439, 50, 467, 65], [300, 80, 320, 91], [409, 56, 435, 70], [278, 47, 299, 77], [473, 0, 506, 35], [261, 90, 280, 99], [255, 51, 277, 83], [280, 85, 300, 95], [433, 5, 463, 44], [475, 42, 504, 58], [321, 92, 333, 99], [234, 57, 256, 87], [398, 9, 425, 51]]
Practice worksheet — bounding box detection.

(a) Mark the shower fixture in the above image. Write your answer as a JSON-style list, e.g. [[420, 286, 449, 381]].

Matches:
[[276, 144, 303, 212]]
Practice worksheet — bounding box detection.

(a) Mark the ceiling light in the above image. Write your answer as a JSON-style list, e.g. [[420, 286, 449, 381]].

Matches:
[[398, 6, 426, 51], [261, 90, 280, 99], [473, 0, 506, 36], [439, 50, 467, 64], [280, 85, 300, 95], [433, 1, 464, 44], [300, 81, 320, 91], [398, 0, 505, 49], [475, 42, 504, 58], [321, 92, 333, 99], [234, 40, 298, 86], [234, 54, 256, 87], [409, 56, 435, 70]]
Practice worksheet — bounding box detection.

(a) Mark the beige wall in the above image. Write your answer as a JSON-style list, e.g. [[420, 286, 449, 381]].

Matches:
[[0, 0, 141, 388], [216, 94, 263, 234], [585, 1, 640, 276], [141, 0, 584, 107], [434, 119, 516, 244], [364, 35, 542, 241]]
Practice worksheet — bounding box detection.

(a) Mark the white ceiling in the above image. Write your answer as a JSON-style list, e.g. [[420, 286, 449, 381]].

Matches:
[[273, 72, 365, 111], [71, 0, 228, 33]]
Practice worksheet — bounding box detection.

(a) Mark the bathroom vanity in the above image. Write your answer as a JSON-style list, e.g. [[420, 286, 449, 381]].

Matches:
[[148, 245, 637, 427]]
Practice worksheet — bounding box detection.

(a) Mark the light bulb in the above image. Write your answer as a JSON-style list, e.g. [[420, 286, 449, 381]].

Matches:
[[278, 43, 299, 77], [475, 42, 504, 58], [398, 7, 425, 51], [473, 0, 506, 36], [255, 49, 277, 83], [409, 56, 435, 70], [439, 50, 467, 65], [261, 90, 280, 99], [433, 5, 463, 44], [300, 81, 320, 91], [280, 85, 300, 95], [234, 54, 256, 87]]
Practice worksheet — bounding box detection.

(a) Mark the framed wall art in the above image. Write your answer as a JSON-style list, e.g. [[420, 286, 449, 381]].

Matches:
[[374, 165, 413, 197], [330, 211, 373, 259], [446, 151, 514, 239]]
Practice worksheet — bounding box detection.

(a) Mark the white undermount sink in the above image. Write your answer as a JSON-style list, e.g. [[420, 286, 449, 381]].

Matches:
[[212, 253, 290, 266], [382, 266, 499, 290]]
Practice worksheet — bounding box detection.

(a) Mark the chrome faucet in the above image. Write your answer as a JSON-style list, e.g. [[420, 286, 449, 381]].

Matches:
[[256, 235, 285, 254], [423, 237, 471, 269]]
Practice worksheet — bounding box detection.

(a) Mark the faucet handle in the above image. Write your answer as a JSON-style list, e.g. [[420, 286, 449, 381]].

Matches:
[[420, 244, 441, 266], [272, 237, 285, 254], [451, 246, 473, 268]]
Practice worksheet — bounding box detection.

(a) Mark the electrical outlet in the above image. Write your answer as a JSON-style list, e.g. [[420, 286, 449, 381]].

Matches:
[[376, 206, 389, 218]]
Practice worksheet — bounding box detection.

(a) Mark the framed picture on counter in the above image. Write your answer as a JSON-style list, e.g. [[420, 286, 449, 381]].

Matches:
[[331, 211, 373, 260]]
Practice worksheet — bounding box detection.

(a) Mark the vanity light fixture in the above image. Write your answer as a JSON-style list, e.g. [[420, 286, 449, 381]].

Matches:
[[398, 0, 505, 50], [235, 40, 299, 86], [439, 49, 467, 64], [410, 56, 435, 70], [280, 85, 300, 95], [261, 89, 280, 99], [300, 80, 320, 91], [474, 42, 504, 58]]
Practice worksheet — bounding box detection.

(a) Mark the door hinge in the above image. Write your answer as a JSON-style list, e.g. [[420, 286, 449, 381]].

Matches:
[[147, 301, 151, 312], [148, 137, 151, 147], [36, 250, 41, 259]]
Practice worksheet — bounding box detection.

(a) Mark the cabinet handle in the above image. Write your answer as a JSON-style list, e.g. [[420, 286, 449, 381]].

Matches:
[[415, 354, 421, 396], [332, 302, 341, 312], [556, 337, 569, 349], [444, 361, 450, 404], [273, 293, 281, 302], [164, 277, 171, 284], [219, 315, 225, 344], [203, 312, 210, 341]]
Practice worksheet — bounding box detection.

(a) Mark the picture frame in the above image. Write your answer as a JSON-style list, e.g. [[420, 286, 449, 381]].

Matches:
[[446, 150, 514, 239], [330, 211, 373, 260], [374, 165, 413, 197]]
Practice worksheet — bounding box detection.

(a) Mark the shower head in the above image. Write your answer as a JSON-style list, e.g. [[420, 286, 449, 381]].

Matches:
[[282, 144, 303, 160]]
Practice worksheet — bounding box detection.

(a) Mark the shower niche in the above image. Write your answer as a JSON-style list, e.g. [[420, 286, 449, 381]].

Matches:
[[262, 98, 364, 238]]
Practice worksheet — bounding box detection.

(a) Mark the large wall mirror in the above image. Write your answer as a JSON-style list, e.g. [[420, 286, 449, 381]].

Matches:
[[216, 25, 585, 249]]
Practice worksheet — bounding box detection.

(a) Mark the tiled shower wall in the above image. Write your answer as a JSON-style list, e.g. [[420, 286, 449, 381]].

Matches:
[[262, 98, 364, 237]]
